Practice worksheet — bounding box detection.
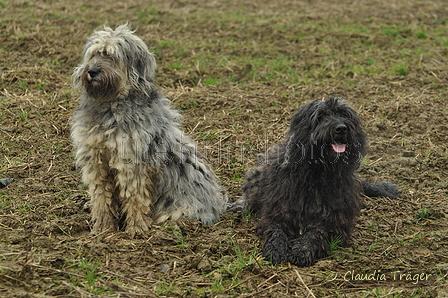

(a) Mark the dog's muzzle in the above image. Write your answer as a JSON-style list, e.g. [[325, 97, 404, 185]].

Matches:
[[87, 67, 101, 81], [335, 124, 347, 135], [331, 124, 348, 153]]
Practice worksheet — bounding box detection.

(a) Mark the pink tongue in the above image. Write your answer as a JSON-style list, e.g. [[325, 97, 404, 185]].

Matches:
[[332, 143, 346, 153]]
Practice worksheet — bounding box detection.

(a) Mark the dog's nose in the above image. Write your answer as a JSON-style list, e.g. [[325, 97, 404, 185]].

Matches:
[[88, 67, 101, 78], [335, 124, 347, 134]]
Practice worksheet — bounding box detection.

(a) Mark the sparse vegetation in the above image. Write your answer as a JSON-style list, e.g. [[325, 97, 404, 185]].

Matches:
[[416, 205, 433, 222], [66, 259, 109, 295], [0, 0, 447, 297], [329, 235, 343, 255]]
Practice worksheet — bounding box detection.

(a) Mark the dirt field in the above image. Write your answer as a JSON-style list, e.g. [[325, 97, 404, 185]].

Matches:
[[1, 0, 447, 297]]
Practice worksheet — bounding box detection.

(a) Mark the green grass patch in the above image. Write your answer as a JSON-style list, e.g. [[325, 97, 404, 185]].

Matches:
[[16, 110, 29, 122], [169, 63, 181, 70], [66, 259, 109, 295], [329, 235, 343, 255], [395, 64, 410, 76], [17, 81, 27, 90], [158, 40, 174, 48], [203, 77, 223, 85], [17, 203, 31, 215], [415, 31, 427, 39], [416, 205, 433, 222], [137, 4, 159, 23], [155, 277, 184, 296], [0, 192, 11, 209], [36, 83, 46, 90], [382, 28, 398, 36]]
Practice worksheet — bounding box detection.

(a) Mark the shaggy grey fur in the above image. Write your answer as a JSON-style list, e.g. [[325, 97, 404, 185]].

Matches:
[[71, 25, 227, 238]]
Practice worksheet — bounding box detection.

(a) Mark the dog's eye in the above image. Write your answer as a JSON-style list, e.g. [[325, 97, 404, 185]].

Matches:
[[99, 53, 115, 62], [338, 108, 355, 119], [315, 112, 327, 123]]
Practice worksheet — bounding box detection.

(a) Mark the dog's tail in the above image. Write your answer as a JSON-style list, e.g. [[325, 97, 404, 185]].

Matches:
[[361, 180, 399, 199]]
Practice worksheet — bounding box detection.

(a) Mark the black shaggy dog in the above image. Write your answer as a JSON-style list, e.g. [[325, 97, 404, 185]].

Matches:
[[241, 97, 398, 267]]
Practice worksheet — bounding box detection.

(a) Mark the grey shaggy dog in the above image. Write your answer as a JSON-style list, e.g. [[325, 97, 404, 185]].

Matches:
[[71, 25, 227, 238], [240, 97, 398, 267]]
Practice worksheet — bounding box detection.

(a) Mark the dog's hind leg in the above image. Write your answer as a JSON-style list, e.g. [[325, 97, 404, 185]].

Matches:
[[288, 230, 330, 267], [261, 227, 290, 264]]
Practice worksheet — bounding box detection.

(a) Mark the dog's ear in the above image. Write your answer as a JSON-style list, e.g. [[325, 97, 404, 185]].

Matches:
[[289, 100, 321, 135], [132, 42, 156, 83], [121, 35, 157, 84], [71, 65, 83, 91]]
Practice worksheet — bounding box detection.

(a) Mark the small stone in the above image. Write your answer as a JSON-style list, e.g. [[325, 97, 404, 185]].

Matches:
[[197, 257, 212, 272], [402, 151, 415, 157], [158, 263, 170, 273]]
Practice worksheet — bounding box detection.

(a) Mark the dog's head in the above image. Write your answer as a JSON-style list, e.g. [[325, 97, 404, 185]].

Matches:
[[72, 24, 156, 100], [284, 97, 366, 166]]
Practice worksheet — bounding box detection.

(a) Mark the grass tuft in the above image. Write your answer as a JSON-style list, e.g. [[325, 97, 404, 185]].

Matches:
[[329, 235, 343, 255], [66, 259, 108, 295], [416, 205, 433, 222]]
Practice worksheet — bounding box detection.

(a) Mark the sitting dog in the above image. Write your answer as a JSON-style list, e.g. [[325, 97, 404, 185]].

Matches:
[[71, 25, 227, 238]]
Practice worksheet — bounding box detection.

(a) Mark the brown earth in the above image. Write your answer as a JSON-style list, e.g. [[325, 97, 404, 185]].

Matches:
[[1, 0, 447, 297]]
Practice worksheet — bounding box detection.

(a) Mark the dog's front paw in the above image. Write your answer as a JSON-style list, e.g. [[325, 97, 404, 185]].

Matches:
[[124, 214, 153, 239], [91, 214, 119, 236], [262, 228, 290, 264], [288, 240, 317, 267], [226, 197, 246, 213]]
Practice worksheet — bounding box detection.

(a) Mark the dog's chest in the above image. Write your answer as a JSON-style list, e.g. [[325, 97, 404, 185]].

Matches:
[[74, 120, 151, 165]]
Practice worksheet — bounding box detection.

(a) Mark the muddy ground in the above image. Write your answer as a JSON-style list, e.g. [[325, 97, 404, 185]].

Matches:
[[0, 0, 447, 297]]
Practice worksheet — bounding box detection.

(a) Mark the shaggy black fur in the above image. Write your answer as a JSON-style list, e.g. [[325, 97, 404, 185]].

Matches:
[[242, 97, 398, 267]]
